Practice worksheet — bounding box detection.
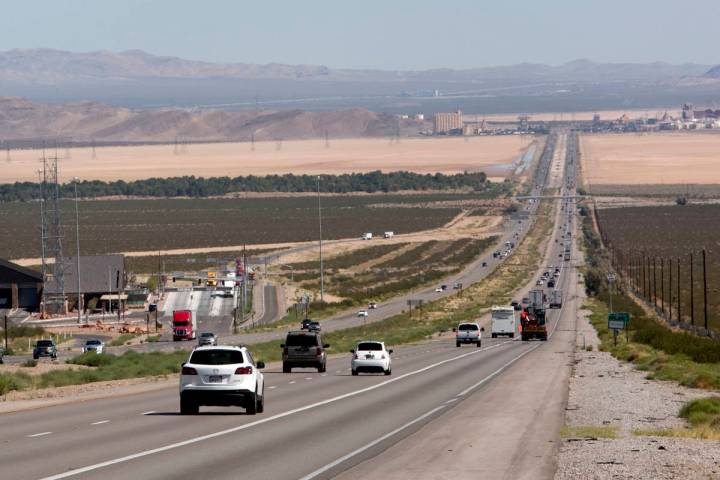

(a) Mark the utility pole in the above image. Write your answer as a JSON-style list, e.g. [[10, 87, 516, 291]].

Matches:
[[653, 257, 657, 309], [677, 259, 681, 323], [690, 253, 695, 327], [317, 176, 324, 303], [660, 256, 664, 315], [74, 177, 82, 324], [703, 249, 708, 332], [668, 257, 672, 321]]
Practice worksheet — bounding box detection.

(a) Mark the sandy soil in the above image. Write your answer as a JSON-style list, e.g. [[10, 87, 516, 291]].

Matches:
[[4, 136, 532, 183], [581, 132, 720, 185]]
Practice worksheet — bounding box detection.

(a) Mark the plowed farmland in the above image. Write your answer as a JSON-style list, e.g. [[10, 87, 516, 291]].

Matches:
[[598, 204, 720, 330]]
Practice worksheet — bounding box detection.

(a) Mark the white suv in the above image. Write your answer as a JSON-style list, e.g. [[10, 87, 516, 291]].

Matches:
[[351, 341, 392, 376], [179, 346, 265, 415]]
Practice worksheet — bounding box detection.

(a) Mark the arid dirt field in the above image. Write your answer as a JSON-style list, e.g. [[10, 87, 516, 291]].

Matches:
[[581, 132, 720, 185], [4, 136, 532, 183]]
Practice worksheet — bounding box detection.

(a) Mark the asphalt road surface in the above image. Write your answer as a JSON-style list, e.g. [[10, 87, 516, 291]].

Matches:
[[0, 132, 576, 479]]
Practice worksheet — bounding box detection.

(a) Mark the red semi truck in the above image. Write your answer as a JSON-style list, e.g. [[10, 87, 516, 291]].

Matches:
[[173, 310, 197, 341]]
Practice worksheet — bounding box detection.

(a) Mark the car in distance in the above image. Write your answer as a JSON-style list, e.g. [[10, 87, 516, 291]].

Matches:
[[82, 339, 105, 354], [179, 346, 265, 415], [511, 300, 521, 311], [281, 331, 330, 373], [198, 332, 218, 346], [435, 287, 443, 292], [33, 339, 57, 360], [351, 341, 392, 376], [300, 318, 313, 330], [357, 310, 369, 317], [308, 321, 321, 332], [454, 323, 484, 347], [368, 302, 378, 309]]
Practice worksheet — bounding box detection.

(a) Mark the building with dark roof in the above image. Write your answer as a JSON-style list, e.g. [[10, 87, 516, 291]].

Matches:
[[45, 255, 125, 313], [0, 258, 43, 310]]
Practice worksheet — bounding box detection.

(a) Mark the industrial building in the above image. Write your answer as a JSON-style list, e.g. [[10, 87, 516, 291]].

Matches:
[[44, 254, 125, 313], [433, 110, 463, 134], [0, 258, 43, 311]]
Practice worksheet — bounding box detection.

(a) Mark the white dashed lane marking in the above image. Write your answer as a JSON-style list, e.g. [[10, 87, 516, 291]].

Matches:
[[28, 432, 52, 438], [91, 420, 110, 426]]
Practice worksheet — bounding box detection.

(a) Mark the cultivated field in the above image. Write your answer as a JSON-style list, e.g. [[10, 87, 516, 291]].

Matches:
[[3, 136, 533, 183], [581, 132, 720, 186], [598, 205, 720, 330], [0, 195, 476, 261]]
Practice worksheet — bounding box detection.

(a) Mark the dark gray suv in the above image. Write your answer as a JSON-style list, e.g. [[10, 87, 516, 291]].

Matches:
[[33, 339, 57, 360], [281, 331, 329, 373]]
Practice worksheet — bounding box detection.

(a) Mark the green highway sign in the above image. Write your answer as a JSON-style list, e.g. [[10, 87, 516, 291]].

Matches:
[[608, 312, 630, 330]]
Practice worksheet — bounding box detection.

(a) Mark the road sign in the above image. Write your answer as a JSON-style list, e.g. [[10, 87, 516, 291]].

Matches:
[[607, 273, 616, 282], [608, 312, 629, 330]]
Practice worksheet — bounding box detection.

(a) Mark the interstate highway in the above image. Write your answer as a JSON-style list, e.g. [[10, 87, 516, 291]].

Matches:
[[0, 132, 575, 479]]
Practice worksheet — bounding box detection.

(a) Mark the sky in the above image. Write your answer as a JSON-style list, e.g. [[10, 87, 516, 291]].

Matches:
[[1, 0, 719, 70]]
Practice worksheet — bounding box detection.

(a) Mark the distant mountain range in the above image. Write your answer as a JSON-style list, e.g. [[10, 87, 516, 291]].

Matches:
[[1, 49, 719, 115], [0, 96, 411, 143], [0, 48, 713, 84]]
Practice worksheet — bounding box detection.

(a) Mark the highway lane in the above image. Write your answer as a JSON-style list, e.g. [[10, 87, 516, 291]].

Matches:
[[93, 133, 557, 357], [337, 130, 579, 479], [0, 134, 568, 479], [1, 337, 534, 480]]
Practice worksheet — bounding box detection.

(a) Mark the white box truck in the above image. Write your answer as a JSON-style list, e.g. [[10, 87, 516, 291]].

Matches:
[[362, 232, 373, 240], [549, 290, 563, 309], [383, 231, 394, 239], [491, 306, 517, 338]]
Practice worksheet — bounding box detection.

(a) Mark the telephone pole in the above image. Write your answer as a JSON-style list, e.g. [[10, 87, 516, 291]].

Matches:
[[73, 177, 82, 323], [317, 176, 324, 303]]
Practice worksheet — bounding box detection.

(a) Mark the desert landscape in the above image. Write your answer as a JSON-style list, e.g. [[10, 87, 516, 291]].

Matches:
[[3, 135, 533, 183], [580, 132, 720, 185]]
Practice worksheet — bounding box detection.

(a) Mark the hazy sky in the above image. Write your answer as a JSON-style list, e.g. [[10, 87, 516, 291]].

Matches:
[[1, 0, 719, 69]]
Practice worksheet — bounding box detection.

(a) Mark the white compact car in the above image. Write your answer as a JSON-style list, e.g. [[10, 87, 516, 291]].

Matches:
[[179, 346, 265, 415], [357, 310, 369, 317], [82, 339, 105, 354], [351, 341, 392, 376]]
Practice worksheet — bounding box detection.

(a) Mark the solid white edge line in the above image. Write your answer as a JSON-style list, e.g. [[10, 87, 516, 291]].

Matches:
[[39, 340, 513, 480], [90, 420, 110, 426], [297, 406, 447, 480], [141, 411, 155, 416], [28, 432, 52, 438], [300, 335, 545, 480]]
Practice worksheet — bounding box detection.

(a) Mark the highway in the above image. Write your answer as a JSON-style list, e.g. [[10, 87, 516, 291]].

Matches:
[[0, 131, 579, 479], [75, 133, 558, 358]]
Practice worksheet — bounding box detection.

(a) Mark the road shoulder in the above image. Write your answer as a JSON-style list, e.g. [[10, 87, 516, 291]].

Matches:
[[554, 303, 720, 480]]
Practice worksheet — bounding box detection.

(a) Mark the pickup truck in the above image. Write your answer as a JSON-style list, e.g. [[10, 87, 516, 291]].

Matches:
[[454, 323, 484, 348]]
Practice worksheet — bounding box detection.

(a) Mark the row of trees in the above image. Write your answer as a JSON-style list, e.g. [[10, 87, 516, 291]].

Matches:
[[1, 171, 498, 201]]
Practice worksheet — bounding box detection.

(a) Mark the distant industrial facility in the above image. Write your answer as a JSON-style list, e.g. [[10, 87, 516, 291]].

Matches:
[[433, 110, 463, 134]]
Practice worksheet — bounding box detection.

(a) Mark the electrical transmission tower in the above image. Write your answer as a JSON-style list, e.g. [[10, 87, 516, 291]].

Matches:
[[40, 149, 68, 314]]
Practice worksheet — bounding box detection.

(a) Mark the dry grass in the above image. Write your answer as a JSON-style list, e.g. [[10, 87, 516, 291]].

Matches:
[[561, 425, 619, 439], [581, 132, 720, 185], [4, 136, 532, 183]]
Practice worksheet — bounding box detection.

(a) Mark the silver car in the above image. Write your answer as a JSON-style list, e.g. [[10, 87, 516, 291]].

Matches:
[[198, 332, 218, 346]]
